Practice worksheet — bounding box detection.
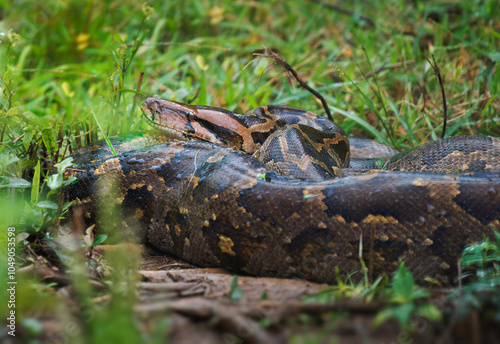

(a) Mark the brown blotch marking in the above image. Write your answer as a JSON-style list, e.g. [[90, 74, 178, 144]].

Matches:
[[295, 154, 327, 173], [130, 182, 146, 190], [424, 238, 433, 246], [206, 151, 230, 163], [80, 197, 92, 204], [236, 175, 258, 189], [322, 135, 347, 146], [317, 222, 327, 229], [218, 235, 236, 256], [195, 108, 258, 152], [246, 106, 280, 138], [147, 185, 153, 191], [440, 262, 450, 270], [449, 150, 464, 157], [203, 220, 210, 227], [334, 214, 346, 223], [135, 208, 144, 219], [94, 158, 123, 176], [191, 175, 199, 189], [174, 225, 181, 237], [278, 135, 289, 156], [179, 208, 189, 215], [412, 177, 460, 199], [362, 214, 398, 225], [300, 243, 317, 257], [332, 166, 342, 178]]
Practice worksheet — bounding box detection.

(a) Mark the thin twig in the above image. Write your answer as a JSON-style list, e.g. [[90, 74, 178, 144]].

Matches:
[[131, 71, 145, 118], [308, 0, 375, 27], [12, 133, 25, 145], [251, 49, 334, 122], [14, 69, 97, 77], [185, 88, 200, 104], [135, 42, 231, 51], [354, 60, 415, 81], [424, 54, 447, 138]]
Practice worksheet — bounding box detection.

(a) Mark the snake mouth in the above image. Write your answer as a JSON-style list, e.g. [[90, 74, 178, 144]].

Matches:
[[142, 109, 190, 141], [141, 98, 203, 142], [141, 97, 233, 146]]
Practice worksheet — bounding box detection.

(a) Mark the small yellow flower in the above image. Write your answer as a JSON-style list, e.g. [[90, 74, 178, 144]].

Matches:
[[142, 2, 154, 20], [209, 6, 224, 25], [195, 55, 209, 71], [62, 82, 75, 98], [75, 33, 90, 51], [7, 29, 20, 46]]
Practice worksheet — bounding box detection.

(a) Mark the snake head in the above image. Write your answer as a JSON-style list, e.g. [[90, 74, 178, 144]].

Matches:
[[141, 98, 213, 143], [141, 97, 249, 150]]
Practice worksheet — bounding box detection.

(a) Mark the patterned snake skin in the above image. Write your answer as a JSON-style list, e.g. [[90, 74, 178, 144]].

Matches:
[[67, 98, 500, 284]]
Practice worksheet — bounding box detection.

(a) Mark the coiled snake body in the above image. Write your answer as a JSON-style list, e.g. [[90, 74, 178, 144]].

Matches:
[[68, 98, 500, 284]]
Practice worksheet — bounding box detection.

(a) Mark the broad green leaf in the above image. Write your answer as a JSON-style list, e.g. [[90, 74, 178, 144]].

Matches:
[[20, 318, 43, 336], [391, 303, 415, 325], [31, 160, 41, 205], [4, 156, 20, 167], [22, 130, 34, 150], [36, 200, 59, 210], [41, 128, 56, 154], [47, 173, 63, 190], [416, 303, 442, 322], [408, 289, 430, 301], [374, 308, 395, 328], [392, 263, 414, 298], [6, 107, 19, 116], [1, 178, 31, 188], [56, 157, 74, 173], [92, 234, 108, 246], [228, 275, 244, 301]]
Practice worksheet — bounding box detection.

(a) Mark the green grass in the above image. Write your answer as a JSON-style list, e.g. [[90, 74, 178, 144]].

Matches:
[[1, 0, 499, 341]]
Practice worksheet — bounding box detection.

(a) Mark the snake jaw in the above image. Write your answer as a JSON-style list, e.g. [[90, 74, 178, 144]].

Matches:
[[141, 98, 208, 142], [141, 98, 231, 146]]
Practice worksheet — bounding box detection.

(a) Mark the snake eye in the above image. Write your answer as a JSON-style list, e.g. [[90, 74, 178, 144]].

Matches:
[[186, 111, 194, 119]]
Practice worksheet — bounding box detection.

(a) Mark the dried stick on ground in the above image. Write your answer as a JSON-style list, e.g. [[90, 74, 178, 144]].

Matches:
[[424, 55, 448, 138], [250, 49, 334, 122]]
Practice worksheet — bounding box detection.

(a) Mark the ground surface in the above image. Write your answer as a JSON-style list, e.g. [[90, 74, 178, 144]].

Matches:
[[7, 238, 499, 344]]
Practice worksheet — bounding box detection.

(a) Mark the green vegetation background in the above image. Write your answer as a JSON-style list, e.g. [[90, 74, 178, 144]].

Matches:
[[0, 0, 499, 342]]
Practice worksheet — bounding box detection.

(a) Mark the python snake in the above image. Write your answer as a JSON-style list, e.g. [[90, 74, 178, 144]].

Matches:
[[68, 98, 500, 284]]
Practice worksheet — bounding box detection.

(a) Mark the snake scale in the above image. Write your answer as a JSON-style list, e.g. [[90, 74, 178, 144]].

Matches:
[[68, 98, 500, 284]]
